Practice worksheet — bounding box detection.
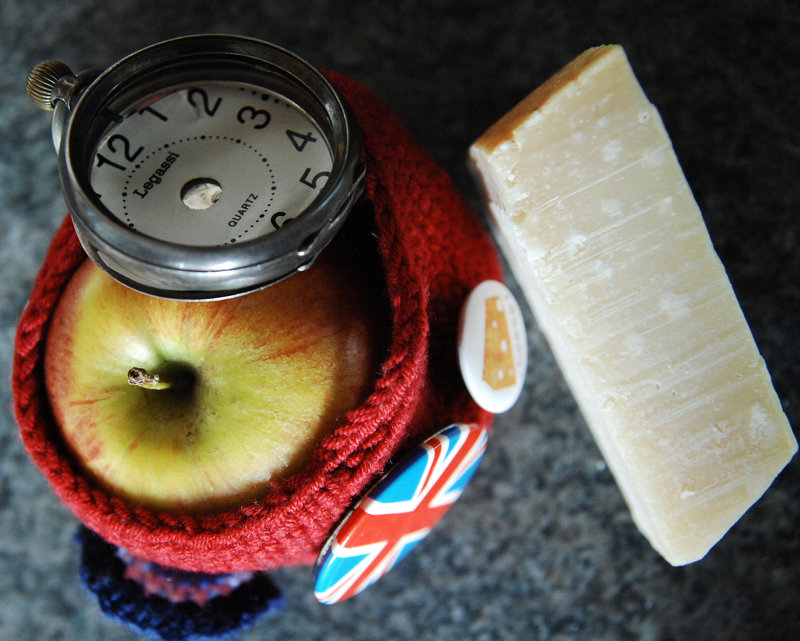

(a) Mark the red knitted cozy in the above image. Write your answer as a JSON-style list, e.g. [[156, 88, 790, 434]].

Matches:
[[12, 71, 502, 574]]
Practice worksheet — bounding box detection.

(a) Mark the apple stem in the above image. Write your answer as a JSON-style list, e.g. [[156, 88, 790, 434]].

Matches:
[[127, 367, 173, 391]]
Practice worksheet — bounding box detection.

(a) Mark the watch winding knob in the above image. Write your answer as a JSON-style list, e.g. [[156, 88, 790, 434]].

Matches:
[[26, 60, 74, 110]]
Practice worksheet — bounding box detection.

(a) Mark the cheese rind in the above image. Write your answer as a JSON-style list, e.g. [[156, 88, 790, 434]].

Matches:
[[470, 45, 796, 565]]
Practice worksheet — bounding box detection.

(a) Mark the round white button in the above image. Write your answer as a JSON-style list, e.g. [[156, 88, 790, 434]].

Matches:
[[458, 280, 527, 413]]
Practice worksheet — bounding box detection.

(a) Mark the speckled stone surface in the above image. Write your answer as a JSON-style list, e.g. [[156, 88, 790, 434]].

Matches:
[[1, 1, 798, 640]]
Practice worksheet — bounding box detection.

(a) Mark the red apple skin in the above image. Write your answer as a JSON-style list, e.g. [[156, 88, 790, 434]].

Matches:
[[44, 243, 387, 514]]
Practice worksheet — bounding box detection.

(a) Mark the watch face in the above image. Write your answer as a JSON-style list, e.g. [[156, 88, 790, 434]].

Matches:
[[45, 35, 362, 298], [90, 82, 334, 247]]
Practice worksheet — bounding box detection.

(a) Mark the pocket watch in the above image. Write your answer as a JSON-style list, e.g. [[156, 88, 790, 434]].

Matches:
[[27, 34, 364, 299]]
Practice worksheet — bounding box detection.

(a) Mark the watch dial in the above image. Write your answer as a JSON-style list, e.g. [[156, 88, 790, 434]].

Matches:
[[90, 82, 334, 246]]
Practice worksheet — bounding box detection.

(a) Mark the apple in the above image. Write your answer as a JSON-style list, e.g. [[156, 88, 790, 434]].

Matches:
[[44, 242, 387, 514]]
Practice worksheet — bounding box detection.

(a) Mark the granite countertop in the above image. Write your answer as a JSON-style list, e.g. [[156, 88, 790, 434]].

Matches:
[[1, 1, 797, 640]]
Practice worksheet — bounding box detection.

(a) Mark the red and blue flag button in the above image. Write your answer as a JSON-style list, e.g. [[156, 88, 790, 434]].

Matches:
[[314, 423, 488, 604]]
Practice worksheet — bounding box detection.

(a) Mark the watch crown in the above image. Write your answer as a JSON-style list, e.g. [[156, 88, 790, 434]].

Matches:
[[26, 60, 74, 110]]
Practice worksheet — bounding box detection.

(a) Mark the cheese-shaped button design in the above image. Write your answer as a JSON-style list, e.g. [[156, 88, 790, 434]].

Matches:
[[469, 45, 796, 565], [314, 423, 488, 604], [459, 280, 527, 413]]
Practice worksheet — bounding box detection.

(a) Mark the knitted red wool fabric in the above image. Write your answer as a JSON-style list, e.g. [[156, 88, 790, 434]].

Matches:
[[12, 71, 502, 574]]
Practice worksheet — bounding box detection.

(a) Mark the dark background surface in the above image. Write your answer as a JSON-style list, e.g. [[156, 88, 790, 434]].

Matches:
[[1, 1, 798, 639]]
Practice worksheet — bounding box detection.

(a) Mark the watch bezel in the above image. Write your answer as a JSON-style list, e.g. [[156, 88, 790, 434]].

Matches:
[[59, 34, 363, 299]]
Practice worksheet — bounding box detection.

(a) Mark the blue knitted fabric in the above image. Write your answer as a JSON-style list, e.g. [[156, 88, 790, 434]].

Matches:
[[76, 527, 285, 640]]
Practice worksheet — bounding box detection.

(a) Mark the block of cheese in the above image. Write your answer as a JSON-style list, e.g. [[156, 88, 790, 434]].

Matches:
[[469, 45, 796, 565]]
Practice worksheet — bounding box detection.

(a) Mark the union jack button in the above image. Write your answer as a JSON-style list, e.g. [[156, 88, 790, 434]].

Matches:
[[314, 423, 488, 604]]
